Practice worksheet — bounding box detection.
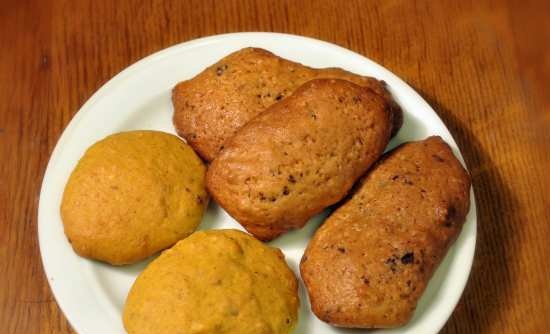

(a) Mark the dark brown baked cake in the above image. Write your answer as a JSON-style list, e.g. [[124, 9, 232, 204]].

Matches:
[[206, 79, 393, 241], [172, 47, 402, 161], [300, 136, 471, 328]]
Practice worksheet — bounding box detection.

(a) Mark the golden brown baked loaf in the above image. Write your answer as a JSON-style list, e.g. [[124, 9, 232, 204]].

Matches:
[[172, 47, 402, 161], [60, 130, 208, 265], [300, 136, 471, 328], [206, 79, 394, 241], [123, 229, 299, 334]]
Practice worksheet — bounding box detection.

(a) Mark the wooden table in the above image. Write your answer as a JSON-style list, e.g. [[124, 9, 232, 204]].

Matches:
[[1, 0, 548, 333]]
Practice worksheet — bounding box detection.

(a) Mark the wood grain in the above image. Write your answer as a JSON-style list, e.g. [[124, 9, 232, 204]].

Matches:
[[1, 0, 548, 333]]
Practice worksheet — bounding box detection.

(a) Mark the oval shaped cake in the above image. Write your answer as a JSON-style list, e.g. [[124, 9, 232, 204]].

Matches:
[[300, 136, 471, 328], [206, 78, 394, 241]]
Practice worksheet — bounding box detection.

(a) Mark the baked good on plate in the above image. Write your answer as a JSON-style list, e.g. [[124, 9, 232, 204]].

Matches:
[[123, 229, 299, 334], [61, 130, 207, 265], [172, 47, 402, 161], [207, 79, 393, 240], [300, 136, 471, 328]]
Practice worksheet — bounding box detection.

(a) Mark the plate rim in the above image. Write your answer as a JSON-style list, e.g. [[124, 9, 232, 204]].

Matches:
[[38, 32, 477, 334]]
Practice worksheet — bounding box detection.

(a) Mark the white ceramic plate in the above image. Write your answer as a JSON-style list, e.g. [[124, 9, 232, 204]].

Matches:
[[38, 32, 476, 334]]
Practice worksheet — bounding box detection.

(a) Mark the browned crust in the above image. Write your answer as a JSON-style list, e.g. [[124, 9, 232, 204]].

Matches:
[[172, 47, 402, 161], [206, 78, 393, 241], [300, 136, 471, 328]]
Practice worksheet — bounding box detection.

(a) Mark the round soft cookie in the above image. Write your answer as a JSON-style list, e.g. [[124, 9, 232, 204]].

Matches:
[[123, 229, 299, 334], [60, 130, 208, 265]]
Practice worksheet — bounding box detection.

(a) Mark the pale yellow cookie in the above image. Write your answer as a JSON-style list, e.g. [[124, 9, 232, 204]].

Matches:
[[123, 229, 299, 334], [61, 130, 207, 265]]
